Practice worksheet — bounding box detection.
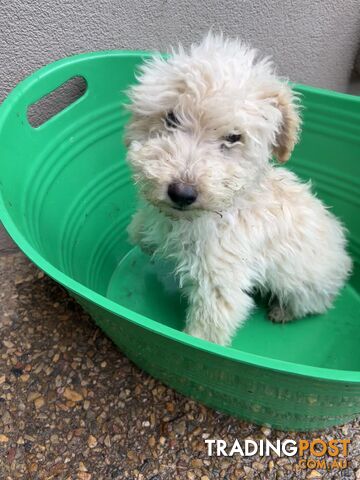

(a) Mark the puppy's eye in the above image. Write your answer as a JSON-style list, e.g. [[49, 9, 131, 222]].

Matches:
[[224, 133, 242, 144], [164, 111, 180, 129]]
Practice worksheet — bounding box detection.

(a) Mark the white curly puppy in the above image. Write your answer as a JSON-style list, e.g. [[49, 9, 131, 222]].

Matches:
[[125, 34, 352, 346]]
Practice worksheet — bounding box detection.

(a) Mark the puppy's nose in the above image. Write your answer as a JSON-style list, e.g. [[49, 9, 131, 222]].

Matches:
[[168, 182, 198, 207]]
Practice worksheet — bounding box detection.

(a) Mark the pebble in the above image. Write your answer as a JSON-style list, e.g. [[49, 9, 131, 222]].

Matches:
[[307, 471, 322, 479], [77, 473, 91, 480], [0, 434, 9, 442], [166, 402, 175, 413], [190, 459, 203, 468], [34, 396, 45, 409], [244, 466, 254, 476], [253, 461, 266, 471], [127, 450, 137, 460], [104, 435, 111, 447], [87, 435, 97, 448], [28, 462, 38, 473], [63, 387, 83, 402], [174, 420, 186, 435], [53, 353, 60, 363], [261, 426, 271, 436], [77, 463, 87, 473], [27, 391, 41, 402]]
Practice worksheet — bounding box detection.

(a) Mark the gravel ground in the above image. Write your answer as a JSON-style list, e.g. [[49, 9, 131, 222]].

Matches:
[[1, 226, 360, 479]]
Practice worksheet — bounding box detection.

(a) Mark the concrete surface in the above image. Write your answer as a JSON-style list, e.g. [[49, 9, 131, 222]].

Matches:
[[0, 0, 360, 108], [0, 225, 18, 256]]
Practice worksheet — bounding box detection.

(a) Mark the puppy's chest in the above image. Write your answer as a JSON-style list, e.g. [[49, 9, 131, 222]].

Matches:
[[162, 219, 212, 257], [157, 213, 267, 261]]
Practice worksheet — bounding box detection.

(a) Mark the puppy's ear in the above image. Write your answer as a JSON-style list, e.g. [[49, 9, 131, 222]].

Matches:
[[260, 85, 301, 163], [272, 87, 301, 163]]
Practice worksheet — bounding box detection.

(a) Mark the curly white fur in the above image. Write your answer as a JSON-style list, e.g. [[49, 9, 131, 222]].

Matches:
[[125, 33, 352, 346]]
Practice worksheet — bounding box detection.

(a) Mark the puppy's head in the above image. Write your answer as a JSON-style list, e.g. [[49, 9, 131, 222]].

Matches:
[[125, 34, 301, 217]]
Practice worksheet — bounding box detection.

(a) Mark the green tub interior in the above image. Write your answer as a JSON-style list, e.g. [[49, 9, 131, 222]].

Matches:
[[0, 51, 359, 378]]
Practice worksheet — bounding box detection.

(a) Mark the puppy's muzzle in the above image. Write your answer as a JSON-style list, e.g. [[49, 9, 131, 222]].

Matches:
[[168, 182, 198, 208]]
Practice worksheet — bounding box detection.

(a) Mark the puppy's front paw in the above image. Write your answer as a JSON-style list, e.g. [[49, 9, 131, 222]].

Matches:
[[268, 304, 295, 324], [183, 325, 231, 346]]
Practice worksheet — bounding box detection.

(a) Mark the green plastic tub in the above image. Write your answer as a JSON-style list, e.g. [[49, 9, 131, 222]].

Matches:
[[0, 51, 359, 431]]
